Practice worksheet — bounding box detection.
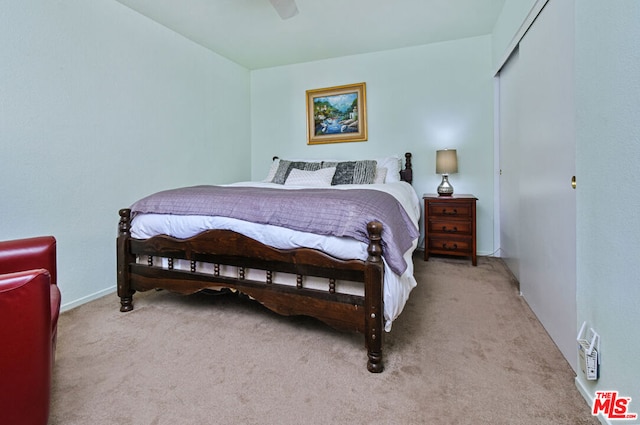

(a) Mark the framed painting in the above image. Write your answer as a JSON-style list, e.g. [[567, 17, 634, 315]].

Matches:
[[306, 82, 367, 145]]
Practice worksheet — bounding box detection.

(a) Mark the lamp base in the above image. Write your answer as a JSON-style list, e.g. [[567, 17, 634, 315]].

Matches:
[[437, 175, 454, 196]]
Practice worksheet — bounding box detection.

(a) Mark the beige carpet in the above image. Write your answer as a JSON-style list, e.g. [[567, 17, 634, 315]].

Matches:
[[50, 255, 598, 425]]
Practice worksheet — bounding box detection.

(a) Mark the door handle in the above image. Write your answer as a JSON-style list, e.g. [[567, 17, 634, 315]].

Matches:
[[571, 176, 576, 189]]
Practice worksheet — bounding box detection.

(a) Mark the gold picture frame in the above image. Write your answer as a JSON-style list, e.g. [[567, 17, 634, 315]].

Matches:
[[306, 82, 367, 145]]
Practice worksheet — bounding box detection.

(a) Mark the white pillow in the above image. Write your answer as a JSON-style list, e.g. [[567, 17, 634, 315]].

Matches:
[[263, 158, 280, 182], [284, 167, 336, 187], [374, 167, 388, 184], [376, 156, 402, 182]]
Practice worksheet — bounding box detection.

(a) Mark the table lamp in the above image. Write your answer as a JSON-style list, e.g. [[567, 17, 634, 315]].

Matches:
[[436, 149, 458, 196]]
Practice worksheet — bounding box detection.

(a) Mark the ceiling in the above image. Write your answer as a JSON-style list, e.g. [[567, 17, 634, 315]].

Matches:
[[114, 0, 506, 70]]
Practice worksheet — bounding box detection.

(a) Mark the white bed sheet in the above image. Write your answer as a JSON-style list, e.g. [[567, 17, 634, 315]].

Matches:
[[130, 181, 420, 331]]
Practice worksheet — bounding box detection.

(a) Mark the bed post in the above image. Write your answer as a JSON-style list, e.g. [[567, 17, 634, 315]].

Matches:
[[117, 208, 135, 312], [364, 221, 384, 373], [400, 152, 413, 184]]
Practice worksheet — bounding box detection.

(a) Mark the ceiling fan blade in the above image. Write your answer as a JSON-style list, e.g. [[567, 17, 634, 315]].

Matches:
[[268, 0, 299, 20]]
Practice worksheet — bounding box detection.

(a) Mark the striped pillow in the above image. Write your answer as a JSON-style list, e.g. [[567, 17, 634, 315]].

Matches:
[[322, 160, 378, 185]]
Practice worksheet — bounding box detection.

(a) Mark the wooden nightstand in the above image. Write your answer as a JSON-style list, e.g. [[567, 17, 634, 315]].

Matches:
[[423, 194, 477, 266]]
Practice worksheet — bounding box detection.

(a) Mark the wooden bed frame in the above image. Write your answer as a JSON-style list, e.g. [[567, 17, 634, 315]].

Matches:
[[117, 153, 413, 373]]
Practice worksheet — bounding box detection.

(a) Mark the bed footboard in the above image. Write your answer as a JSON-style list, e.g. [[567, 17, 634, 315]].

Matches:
[[116, 209, 385, 373]]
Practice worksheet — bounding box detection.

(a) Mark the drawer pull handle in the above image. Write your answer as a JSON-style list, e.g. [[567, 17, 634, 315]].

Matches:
[[442, 226, 458, 233], [442, 209, 458, 216], [442, 243, 458, 251]]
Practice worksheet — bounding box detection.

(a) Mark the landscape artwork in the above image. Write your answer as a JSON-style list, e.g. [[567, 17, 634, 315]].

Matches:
[[306, 82, 367, 144]]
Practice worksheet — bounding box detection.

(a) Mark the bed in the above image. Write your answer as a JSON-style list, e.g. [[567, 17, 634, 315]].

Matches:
[[116, 153, 418, 372]]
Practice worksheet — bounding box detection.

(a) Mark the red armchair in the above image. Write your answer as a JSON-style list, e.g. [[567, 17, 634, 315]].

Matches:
[[0, 236, 61, 425]]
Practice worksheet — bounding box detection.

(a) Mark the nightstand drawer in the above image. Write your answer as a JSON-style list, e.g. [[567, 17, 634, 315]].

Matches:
[[428, 219, 473, 235], [427, 202, 472, 218], [427, 236, 472, 254]]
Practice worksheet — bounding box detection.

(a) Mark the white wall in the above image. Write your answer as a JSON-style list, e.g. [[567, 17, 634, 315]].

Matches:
[[0, 0, 251, 310], [251, 36, 495, 255], [575, 0, 640, 411]]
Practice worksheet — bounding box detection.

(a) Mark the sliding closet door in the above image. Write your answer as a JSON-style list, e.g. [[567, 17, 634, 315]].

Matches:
[[498, 0, 576, 371]]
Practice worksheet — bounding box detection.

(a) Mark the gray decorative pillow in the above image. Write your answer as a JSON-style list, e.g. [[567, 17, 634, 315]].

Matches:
[[271, 160, 322, 184], [322, 160, 378, 185]]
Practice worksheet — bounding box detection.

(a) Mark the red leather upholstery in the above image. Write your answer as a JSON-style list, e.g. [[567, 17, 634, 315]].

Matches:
[[0, 236, 61, 425]]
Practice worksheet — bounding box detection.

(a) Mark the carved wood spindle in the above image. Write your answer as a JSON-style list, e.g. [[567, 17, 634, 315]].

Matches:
[[402, 152, 413, 184], [296, 274, 303, 289], [366, 221, 383, 264], [239, 267, 245, 280], [118, 208, 131, 234], [190, 260, 196, 273], [266, 270, 273, 284], [168, 258, 174, 270], [147, 256, 153, 267], [329, 278, 336, 294]]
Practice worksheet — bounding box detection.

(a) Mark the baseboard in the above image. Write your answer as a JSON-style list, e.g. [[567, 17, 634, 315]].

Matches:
[[478, 249, 500, 257], [60, 286, 115, 313], [416, 248, 498, 258], [575, 377, 609, 425]]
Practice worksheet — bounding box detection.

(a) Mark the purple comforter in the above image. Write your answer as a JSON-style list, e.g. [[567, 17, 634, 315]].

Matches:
[[130, 185, 419, 275]]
